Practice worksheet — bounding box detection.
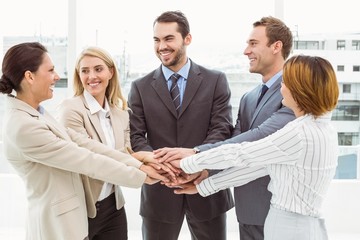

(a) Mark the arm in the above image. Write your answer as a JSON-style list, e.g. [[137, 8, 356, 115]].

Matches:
[[11, 117, 147, 188], [178, 122, 302, 196], [198, 105, 295, 152], [58, 99, 141, 168], [201, 72, 233, 144], [128, 81, 153, 152]]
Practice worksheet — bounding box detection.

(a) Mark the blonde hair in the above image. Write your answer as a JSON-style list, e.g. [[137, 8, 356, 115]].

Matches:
[[283, 55, 339, 117], [73, 46, 127, 109]]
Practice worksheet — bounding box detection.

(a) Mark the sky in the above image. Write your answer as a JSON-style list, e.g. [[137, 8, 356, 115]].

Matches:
[[1, 0, 360, 66]]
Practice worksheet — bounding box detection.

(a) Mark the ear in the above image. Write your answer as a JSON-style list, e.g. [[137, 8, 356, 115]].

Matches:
[[184, 33, 192, 46], [273, 40, 283, 55], [23, 70, 35, 85]]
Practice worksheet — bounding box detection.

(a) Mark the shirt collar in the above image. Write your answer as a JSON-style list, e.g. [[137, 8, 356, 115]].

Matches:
[[162, 58, 191, 81], [83, 90, 110, 115], [264, 70, 283, 88]]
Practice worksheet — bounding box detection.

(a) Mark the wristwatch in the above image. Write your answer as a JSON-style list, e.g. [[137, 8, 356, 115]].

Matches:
[[193, 147, 201, 154]]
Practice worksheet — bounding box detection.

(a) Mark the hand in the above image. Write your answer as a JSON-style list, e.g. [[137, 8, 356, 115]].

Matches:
[[139, 164, 169, 184], [132, 151, 158, 164], [163, 170, 208, 188], [153, 147, 195, 163], [173, 182, 199, 195]]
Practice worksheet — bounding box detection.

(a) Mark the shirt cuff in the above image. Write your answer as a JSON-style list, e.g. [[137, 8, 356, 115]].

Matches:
[[196, 177, 219, 197], [180, 155, 203, 174]]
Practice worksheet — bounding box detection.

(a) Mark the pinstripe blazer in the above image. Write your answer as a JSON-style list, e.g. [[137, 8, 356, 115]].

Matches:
[[58, 95, 141, 218], [199, 76, 296, 225]]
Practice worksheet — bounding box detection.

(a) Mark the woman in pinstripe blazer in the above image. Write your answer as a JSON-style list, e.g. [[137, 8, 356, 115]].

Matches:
[[172, 55, 340, 240]]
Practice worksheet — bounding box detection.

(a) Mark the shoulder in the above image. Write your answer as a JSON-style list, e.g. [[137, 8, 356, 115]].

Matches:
[[111, 105, 129, 119], [60, 96, 84, 110], [191, 60, 224, 77]]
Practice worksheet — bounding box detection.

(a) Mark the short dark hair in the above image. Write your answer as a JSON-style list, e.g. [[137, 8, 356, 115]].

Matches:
[[153, 10, 190, 39], [0, 42, 47, 94]]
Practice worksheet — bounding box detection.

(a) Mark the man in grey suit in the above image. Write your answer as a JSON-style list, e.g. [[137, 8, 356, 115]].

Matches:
[[154, 16, 296, 240], [128, 11, 234, 240]]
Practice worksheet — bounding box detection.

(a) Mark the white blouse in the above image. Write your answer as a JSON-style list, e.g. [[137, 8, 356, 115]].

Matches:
[[181, 113, 338, 217]]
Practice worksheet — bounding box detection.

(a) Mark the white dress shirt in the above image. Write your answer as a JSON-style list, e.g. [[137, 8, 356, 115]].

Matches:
[[84, 90, 115, 201], [181, 113, 338, 217]]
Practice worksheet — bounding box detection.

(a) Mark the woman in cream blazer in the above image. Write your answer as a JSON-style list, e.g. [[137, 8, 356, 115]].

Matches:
[[0, 42, 164, 240], [58, 46, 141, 240]]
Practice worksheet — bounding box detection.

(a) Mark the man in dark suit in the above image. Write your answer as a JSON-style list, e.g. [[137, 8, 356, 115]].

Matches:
[[154, 16, 296, 240], [128, 11, 234, 240]]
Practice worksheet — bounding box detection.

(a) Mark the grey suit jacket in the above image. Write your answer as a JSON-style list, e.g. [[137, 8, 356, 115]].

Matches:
[[199, 76, 296, 225], [3, 96, 146, 240], [58, 95, 143, 218], [128, 60, 234, 223]]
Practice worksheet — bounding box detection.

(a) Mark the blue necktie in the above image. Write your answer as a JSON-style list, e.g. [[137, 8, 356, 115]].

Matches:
[[256, 84, 268, 107], [170, 73, 181, 114]]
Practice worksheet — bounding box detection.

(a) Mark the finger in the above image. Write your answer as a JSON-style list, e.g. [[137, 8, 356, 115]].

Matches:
[[148, 163, 161, 170]]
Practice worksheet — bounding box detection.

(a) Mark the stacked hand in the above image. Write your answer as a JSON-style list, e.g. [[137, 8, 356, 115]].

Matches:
[[132, 148, 206, 195]]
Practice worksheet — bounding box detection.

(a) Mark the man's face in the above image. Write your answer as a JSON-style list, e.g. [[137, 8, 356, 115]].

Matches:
[[153, 22, 191, 72], [243, 26, 276, 77]]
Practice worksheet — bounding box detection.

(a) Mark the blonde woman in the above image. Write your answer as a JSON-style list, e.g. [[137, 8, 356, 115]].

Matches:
[[58, 46, 145, 239]]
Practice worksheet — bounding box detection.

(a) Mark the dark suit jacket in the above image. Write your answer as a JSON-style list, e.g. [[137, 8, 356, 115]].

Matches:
[[128, 60, 234, 223], [199, 76, 296, 225]]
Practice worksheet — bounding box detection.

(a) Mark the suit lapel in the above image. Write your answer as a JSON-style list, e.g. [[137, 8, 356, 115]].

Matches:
[[151, 67, 178, 118], [250, 76, 282, 127], [179, 63, 202, 118]]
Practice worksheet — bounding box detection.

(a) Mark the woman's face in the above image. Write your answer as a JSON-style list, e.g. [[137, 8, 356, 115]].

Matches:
[[78, 56, 113, 105], [31, 53, 60, 104], [280, 81, 297, 111]]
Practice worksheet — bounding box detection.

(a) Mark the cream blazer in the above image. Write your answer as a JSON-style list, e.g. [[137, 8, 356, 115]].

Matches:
[[3, 96, 146, 240], [58, 95, 140, 218]]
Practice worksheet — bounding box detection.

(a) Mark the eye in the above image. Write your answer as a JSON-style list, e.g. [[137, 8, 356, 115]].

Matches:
[[95, 66, 103, 72]]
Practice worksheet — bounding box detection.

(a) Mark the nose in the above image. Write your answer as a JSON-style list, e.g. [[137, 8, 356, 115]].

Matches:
[[243, 46, 250, 55], [54, 71, 60, 82], [88, 70, 97, 79], [157, 40, 167, 50]]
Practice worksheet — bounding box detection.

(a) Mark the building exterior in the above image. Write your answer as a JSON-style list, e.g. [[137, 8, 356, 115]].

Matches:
[[292, 33, 360, 179]]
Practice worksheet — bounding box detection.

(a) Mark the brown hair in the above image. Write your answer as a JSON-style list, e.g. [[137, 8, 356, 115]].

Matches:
[[283, 55, 339, 117], [73, 46, 127, 109], [253, 16, 293, 60], [153, 11, 190, 39], [0, 42, 47, 94]]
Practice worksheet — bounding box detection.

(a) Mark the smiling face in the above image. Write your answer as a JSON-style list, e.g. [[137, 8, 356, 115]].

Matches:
[[153, 22, 191, 72], [243, 26, 279, 80], [30, 53, 60, 106], [78, 55, 114, 106]]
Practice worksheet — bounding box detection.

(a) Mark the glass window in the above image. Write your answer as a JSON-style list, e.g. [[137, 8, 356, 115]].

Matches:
[[337, 40, 346, 50], [353, 65, 360, 72], [294, 40, 319, 50], [332, 105, 360, 121], [343, 84, 351, 93], [338, 132, 360, 146], [352, 40, 360, 50], [334, 154, 357, 179], [337, 65, 345, 71]]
